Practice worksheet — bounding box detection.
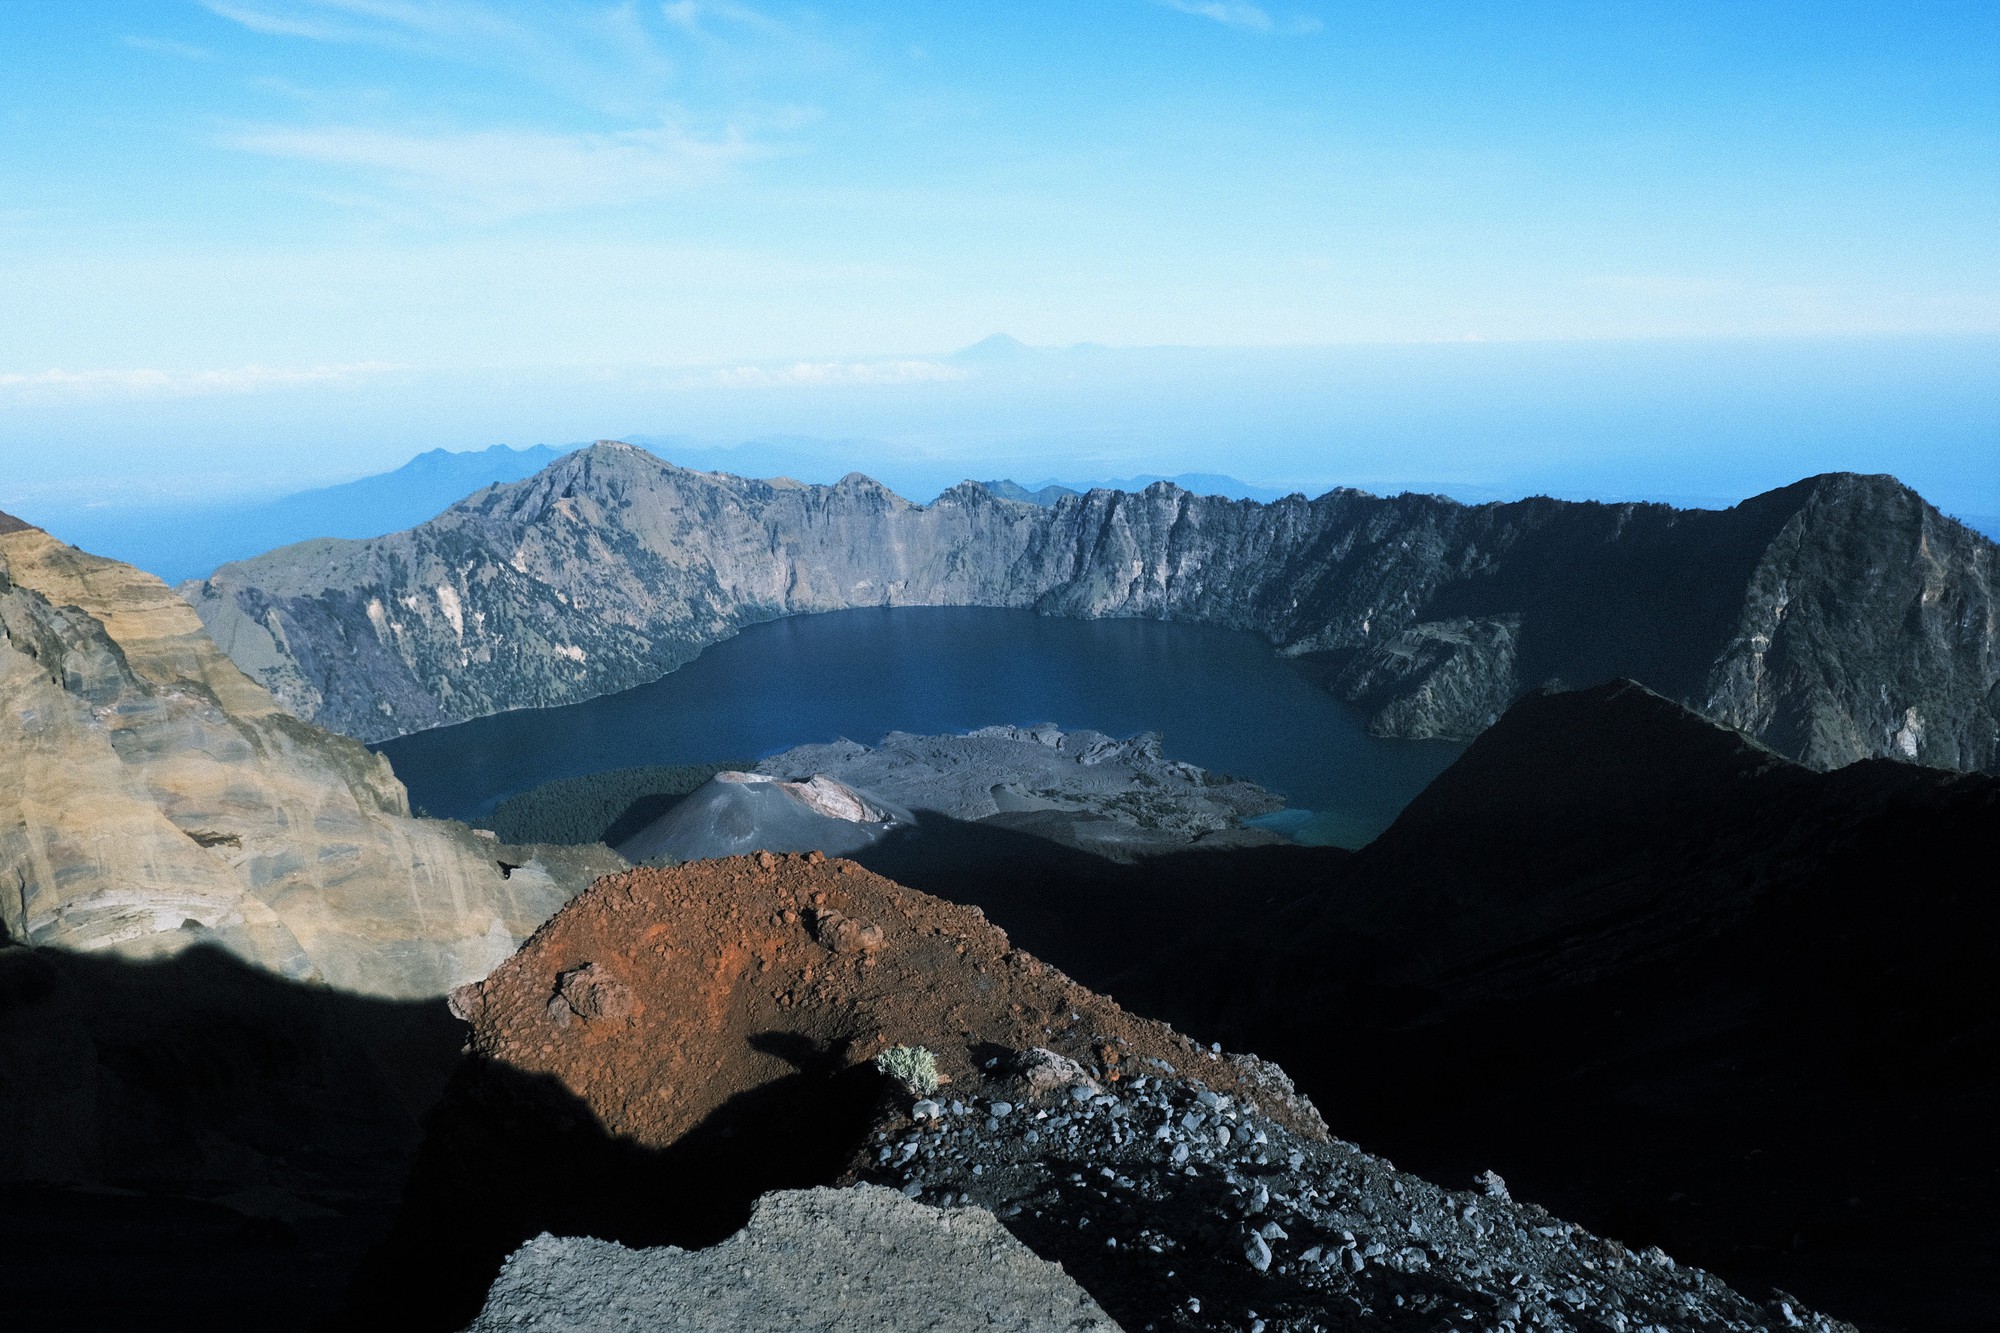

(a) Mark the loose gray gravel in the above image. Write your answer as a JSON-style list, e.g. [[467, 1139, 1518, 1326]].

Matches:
[[856, 1061, 1856, 1333]]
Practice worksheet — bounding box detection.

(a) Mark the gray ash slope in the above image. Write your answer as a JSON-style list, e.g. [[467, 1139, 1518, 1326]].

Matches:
[[753, 725, 1287, 860], [185, 443, 1997, 772], [853, 1058, 1849, 1333], [611, 726, 1283, 866]]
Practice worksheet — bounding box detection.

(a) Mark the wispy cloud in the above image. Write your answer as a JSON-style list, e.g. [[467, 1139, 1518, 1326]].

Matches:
[[1156, 0, 1322, 35], [661, 1, 790, 38], [124, 35, 218, 60], [204, 0, 527, 47], [203, 2, 681, 118], [692, 360, 970, 389], [197, 1, 835, 220], [225, 122, 762, 221], [0, 362, 397, 400], [202, 0, 375, 43]]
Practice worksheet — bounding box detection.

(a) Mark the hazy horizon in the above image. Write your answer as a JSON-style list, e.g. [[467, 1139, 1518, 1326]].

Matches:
[[3, 4, 1995, 518], [5, 332, 1995, 525]]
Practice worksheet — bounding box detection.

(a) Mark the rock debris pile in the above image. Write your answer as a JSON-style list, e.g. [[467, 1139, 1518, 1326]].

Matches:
[[855, 1053, 1851, 1333]]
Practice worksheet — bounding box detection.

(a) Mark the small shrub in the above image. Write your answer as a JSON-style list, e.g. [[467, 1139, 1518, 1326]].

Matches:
[[873, 1044, 941, 1096]]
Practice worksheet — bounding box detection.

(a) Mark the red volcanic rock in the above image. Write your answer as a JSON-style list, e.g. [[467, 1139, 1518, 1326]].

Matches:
[[448, 853, 1325, 1149]]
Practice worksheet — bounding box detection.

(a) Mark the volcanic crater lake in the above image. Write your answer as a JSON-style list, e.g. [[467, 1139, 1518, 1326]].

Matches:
[[376, 607, 1463, 848]]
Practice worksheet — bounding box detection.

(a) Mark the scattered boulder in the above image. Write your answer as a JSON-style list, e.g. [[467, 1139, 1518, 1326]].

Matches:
[[545, 962, 634, 1028], [463, 1185, 1118, 1332], [808, 906, 885, 956], [1008, 1047, 1103, 1101]]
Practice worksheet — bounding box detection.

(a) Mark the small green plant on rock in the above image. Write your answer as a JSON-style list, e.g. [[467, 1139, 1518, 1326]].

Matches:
[[874, 1044, 942, 1096]]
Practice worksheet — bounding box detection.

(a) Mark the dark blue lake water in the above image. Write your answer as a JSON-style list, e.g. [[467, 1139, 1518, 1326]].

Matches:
[[376, 607, 1463, 848]]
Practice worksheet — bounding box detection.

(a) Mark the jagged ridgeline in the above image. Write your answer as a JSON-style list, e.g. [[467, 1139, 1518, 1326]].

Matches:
[[184, 441, 1999, 771]]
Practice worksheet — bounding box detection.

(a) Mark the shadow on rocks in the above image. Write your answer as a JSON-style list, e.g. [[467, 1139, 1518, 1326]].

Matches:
[[334, 1032, 887, 1333], [0, 939, 464, 1333], [849, 809, 1348, 988]]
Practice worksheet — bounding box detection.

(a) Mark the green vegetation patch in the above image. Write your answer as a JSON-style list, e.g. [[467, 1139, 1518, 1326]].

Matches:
[[873, 1045, 942, 1097], [483, 762, 748, 847]]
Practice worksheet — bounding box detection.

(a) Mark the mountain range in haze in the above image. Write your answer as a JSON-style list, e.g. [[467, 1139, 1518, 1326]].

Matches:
[[19, 427, 1999, 590], [185, 442, 1999, 777], [23, 444, 578, 585], [18, 436, 1297, 585]]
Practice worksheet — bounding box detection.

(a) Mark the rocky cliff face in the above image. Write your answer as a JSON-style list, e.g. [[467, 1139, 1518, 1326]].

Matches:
[[186, 442, 1999, 771], [0, 516, 617, 997]]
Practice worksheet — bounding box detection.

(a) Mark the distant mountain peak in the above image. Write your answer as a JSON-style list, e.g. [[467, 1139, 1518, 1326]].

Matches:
[[950, 333, 1039, 362], [0, 509, 37, 536]]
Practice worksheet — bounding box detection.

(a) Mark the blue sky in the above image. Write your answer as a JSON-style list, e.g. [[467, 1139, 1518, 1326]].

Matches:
[[1, 2, 1995, 513]]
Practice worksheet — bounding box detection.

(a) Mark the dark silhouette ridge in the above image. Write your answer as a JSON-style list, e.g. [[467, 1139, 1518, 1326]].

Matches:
[[0, 941, 462, 1331], [846, 810, 1348, 989], [1413, 485, 1803, 705], [1097, 683, 2000, 1333]]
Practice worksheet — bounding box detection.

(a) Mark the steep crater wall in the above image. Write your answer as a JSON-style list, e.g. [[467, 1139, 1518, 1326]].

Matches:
[[185, 443, 2000, 772]]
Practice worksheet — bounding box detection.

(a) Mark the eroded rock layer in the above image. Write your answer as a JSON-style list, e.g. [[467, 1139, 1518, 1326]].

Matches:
[[186, 443, 1998, 771], [0, 516, 617, 996]]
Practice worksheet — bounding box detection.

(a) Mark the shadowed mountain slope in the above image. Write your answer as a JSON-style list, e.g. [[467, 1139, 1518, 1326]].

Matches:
[[1106, 682, 1999, 1332], [185, 444, 1997, 772]]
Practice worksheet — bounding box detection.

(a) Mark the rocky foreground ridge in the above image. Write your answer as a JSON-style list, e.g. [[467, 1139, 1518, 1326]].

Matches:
[[359, 852, 1845, 1333], [0, 513, 616, 997], [185, 442, 1999, 771]]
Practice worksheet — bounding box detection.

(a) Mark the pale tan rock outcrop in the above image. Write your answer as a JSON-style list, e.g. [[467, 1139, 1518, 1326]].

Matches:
[[0, 516, 618, 997]]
